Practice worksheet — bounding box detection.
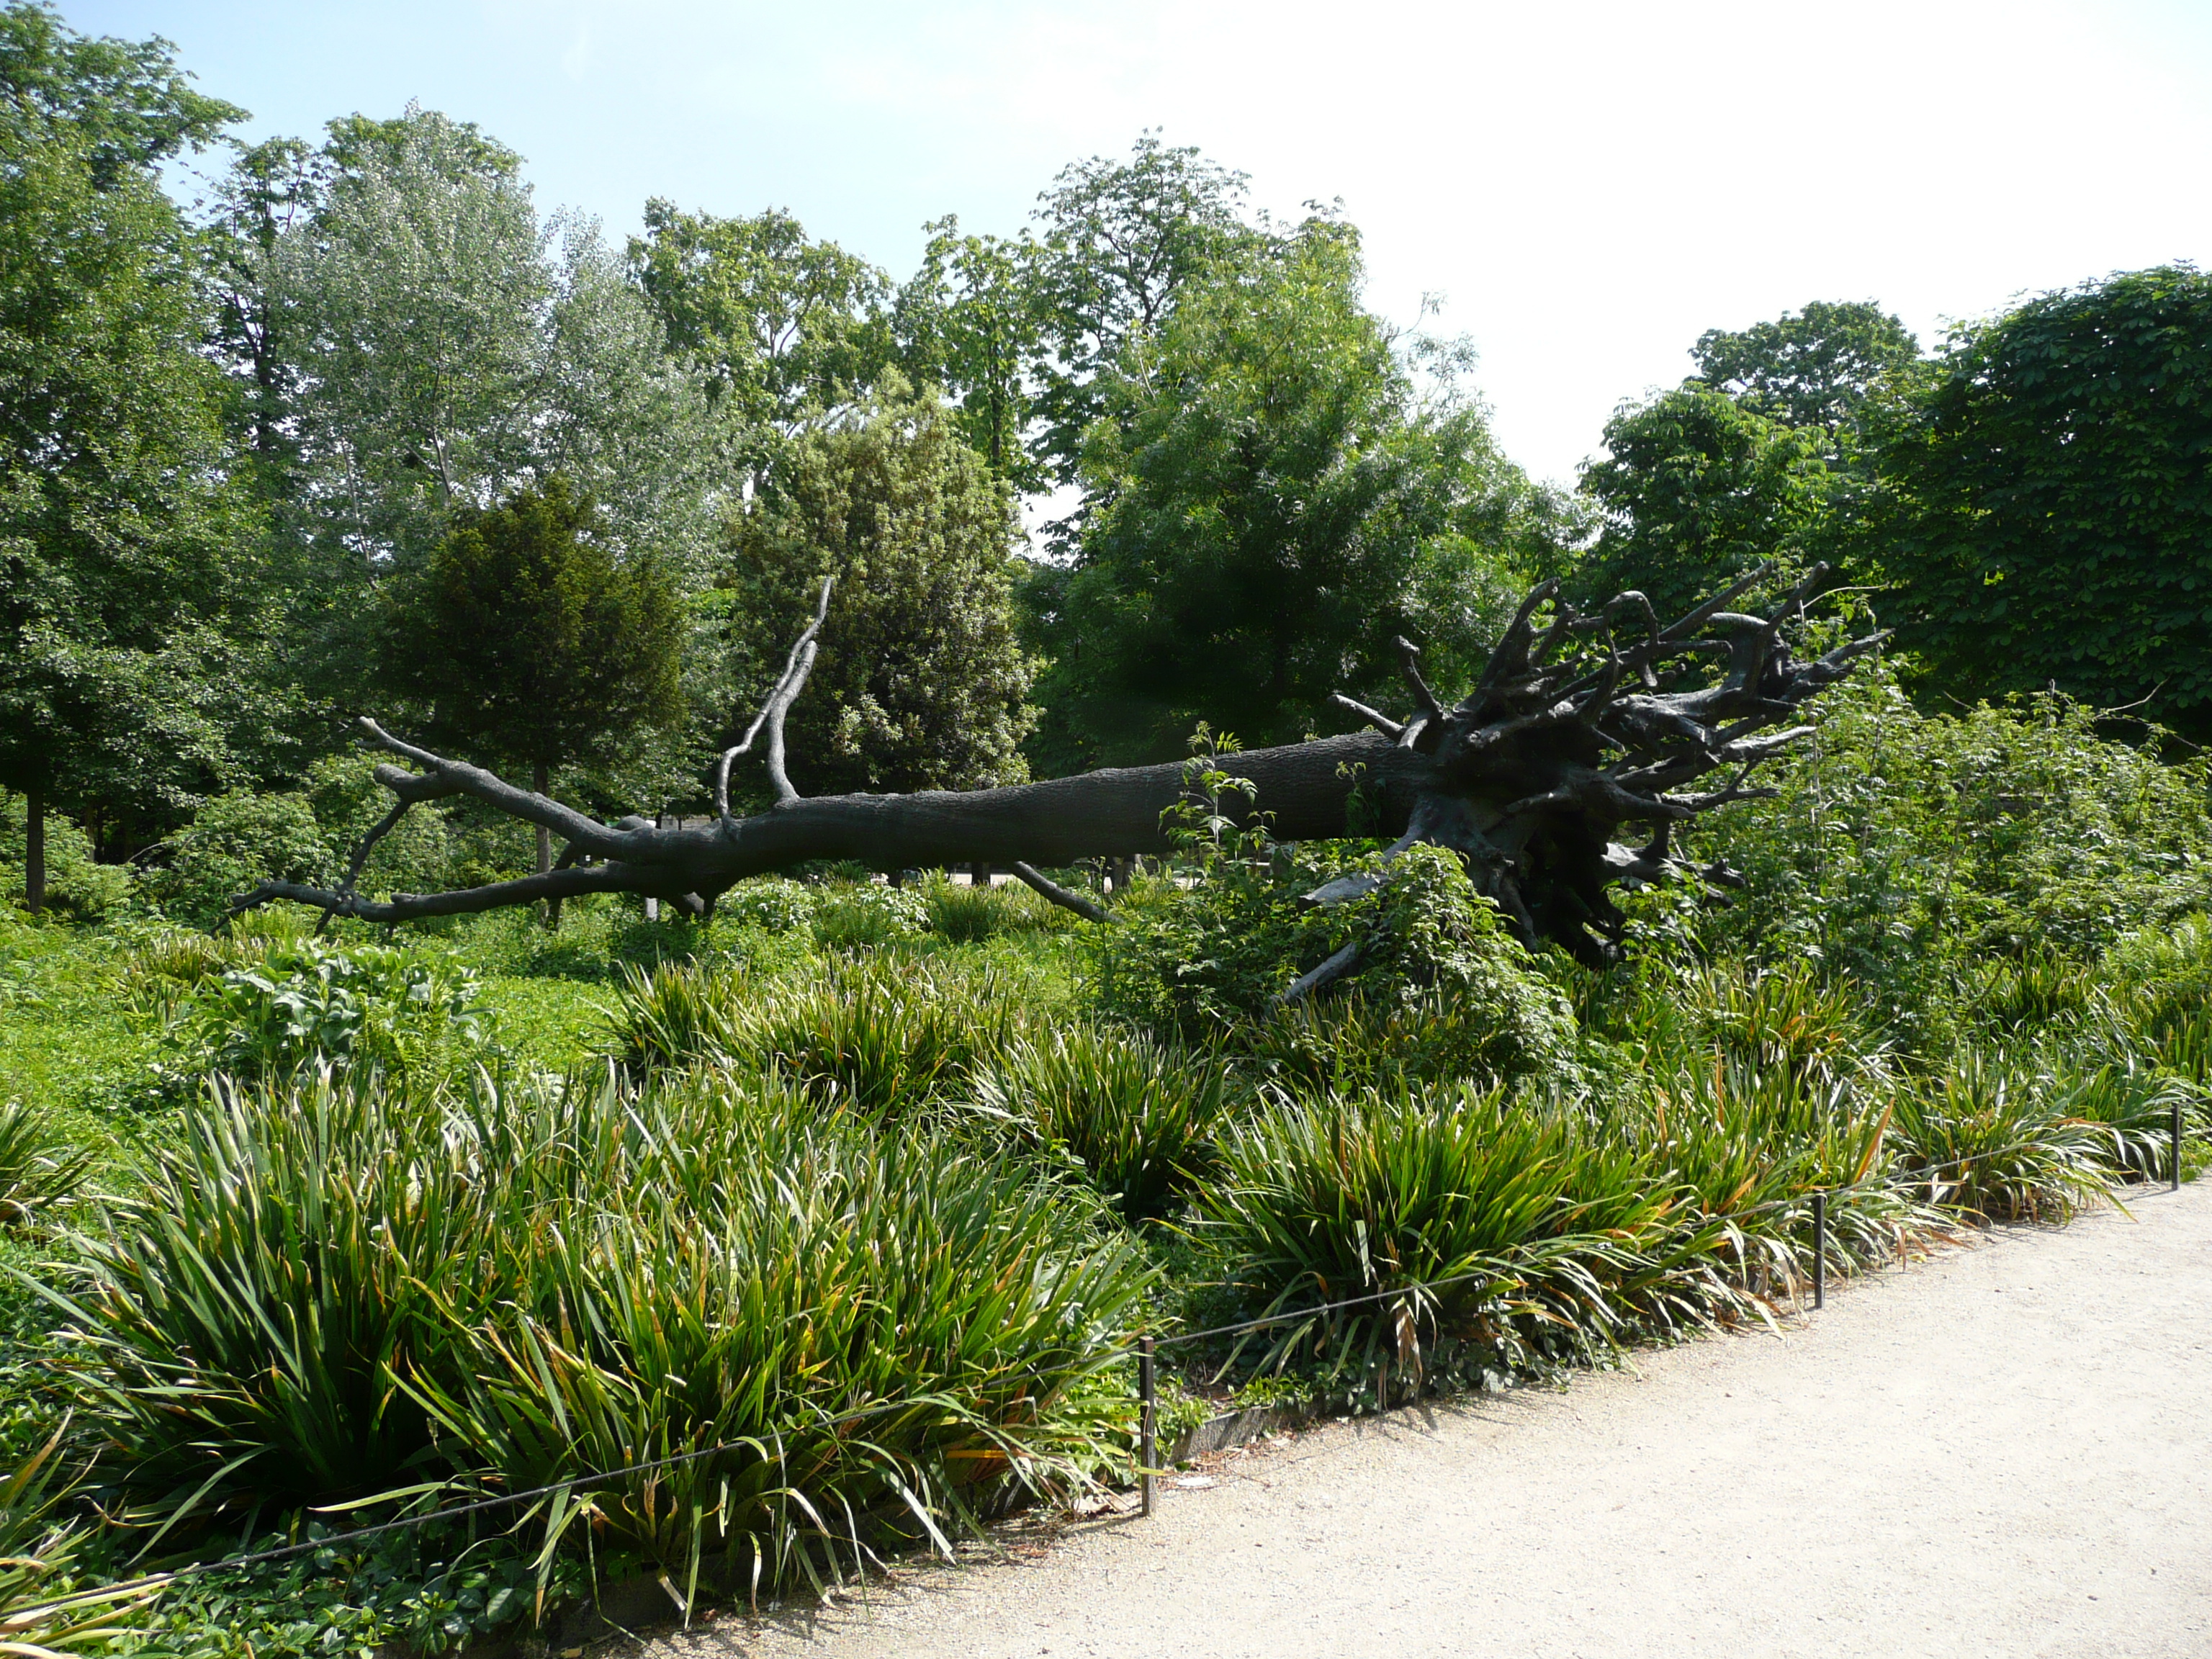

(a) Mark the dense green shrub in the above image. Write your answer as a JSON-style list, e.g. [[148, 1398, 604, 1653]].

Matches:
[[1099, 842, 1575, 1087], [810, 881, 929, 950], [719, 876, 819, 935], [143, 789, 331, 928], [48, 1067, 1151, 1591], [170, 938, 492, 1084], [0, 798, 134, 920], [1681, 665, 2212, 1022], [971, 1025, 1232, 1222]]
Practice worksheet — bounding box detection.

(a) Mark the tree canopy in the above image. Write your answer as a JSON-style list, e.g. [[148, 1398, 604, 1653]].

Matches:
[[0, 3, 258, 903], [1030, 220, 1547, 768], [1691, 300, 1922, 441], [722, 385, 1038, 797], [1874, 265, 2212, 734], [1574, 385, 1835, 620]]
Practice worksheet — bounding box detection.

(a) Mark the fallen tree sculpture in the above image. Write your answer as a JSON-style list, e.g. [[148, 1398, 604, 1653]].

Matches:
[[233, 564, 1884, 968]]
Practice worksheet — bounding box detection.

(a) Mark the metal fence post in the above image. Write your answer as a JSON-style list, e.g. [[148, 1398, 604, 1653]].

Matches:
[[2175, 1096, 2186, 1193], [1139, 1336, 1156, 1518], [1812, 1190, 1827, 1311]]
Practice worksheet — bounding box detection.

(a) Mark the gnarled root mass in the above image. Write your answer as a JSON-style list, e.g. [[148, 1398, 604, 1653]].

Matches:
[[234, 562, 1883, 967]]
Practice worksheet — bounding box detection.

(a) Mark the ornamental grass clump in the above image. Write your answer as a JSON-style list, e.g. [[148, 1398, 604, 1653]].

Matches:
[[970, 1025, 1234, 1223], [1192, 1087, 1743, 1403], [42, 1066, 1154, 1601], [1601, 1056, 1914, 1296], [610, 953, 1025, 1117], [1887, 1048, 2119, 1222]]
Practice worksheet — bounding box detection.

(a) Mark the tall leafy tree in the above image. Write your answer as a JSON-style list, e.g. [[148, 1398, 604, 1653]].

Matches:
[[0, 2, 253, 909], [1874, 265, 2212, 734], [894, 217, 1047, 493], [1691, 300, 1923, 441], [1033, 220, 1545, 768], [272, 107, 716, 601], [1024, 133, 1254, 493], [629, 200, 892, 480], [723, 384, 1038, 796], [373, 477, 688, 887], [1573, 385, 1835, 620]]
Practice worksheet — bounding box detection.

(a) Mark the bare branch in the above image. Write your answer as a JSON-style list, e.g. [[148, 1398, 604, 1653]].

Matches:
[[1329, 693, 1406, 741], [716, 576, 834, 824], [1010, 861, 1108, 923], [1280, 940, 1363, 1005], [1393, 636, 1445, 722], [230, 864, 657, 926]]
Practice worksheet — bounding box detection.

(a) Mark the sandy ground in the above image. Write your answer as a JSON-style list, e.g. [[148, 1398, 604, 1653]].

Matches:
[[636, 1180, 2212, 1659]]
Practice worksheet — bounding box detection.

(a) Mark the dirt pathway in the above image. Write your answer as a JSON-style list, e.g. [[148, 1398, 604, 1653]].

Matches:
[[641, 1182, 2212, 1659]]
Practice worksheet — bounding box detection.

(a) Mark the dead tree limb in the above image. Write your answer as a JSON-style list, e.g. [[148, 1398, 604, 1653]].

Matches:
[[233, 565, 1884, 966]]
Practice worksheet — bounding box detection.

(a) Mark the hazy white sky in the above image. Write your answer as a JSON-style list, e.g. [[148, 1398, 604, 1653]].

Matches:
[[76, 0, 2212, 485]]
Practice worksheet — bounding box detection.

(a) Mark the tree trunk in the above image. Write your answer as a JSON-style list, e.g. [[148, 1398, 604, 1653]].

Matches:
[[23, 779, 44, 916], [231, 565, 1884, 970], [534, 760, 558, 930]]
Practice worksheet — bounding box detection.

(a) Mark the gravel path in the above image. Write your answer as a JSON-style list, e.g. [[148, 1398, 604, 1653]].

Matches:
[[639, 1182, 2211, 1659]]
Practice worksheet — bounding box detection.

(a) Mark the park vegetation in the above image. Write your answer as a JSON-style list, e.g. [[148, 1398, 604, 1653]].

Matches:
[[1, 4, 2209, 1653]]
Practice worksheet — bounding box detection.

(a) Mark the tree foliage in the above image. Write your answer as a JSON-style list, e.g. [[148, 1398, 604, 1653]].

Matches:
[[0, 3, 259, 899], [373, 477, 687, 785], [1574, 385, 1835, 619], [1033, 221, 1547, 768], [630, 199, 892, 476], [271, 107, 715, 585], [1691, 300, 1922, 440], [723, 387, 1038, 796], [1872, 265, 2212, 733]]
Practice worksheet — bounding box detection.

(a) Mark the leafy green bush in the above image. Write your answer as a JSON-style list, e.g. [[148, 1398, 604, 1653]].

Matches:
[[171, 938, 492, 1084], [1689, 665, 2212, 1020], [0, 1100, 95, 1228], [144, 789, 332, 928], [971, 1025, 1232, 1222], [1099, 842, 1575, 1087], [719, 876, 819, 935], [1192, 1087, 1741, 1402], [809, 881, 928, 950], [50, 1066, 1152, 1595], [0, 799, 135, 920]]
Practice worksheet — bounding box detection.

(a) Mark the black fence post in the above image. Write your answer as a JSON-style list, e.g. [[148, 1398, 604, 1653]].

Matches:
[[1812, 1190, 1827, 1311], [1139, 1335, 1156, 1517], [2175, 1096, 2186, 1193]]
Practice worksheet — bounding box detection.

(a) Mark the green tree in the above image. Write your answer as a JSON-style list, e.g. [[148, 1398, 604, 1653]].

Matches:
[[1691, 300, 1923, 441], [274, 107, 716, 597], [1874, 265, 2212, 734], [629, 200, 892, 478], [1024, 132, 1254, 493], [0, 2, 253, 910], [373, 477, 687, 885], [1034, 221, 1545, 768], [895, 217, 1048, 493], [1573, 385, 1835, 621], [724, 386, 1038, 796]]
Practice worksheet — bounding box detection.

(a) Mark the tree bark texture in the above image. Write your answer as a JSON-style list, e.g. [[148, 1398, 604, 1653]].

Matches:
[[233, 564, 1884, 966]]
